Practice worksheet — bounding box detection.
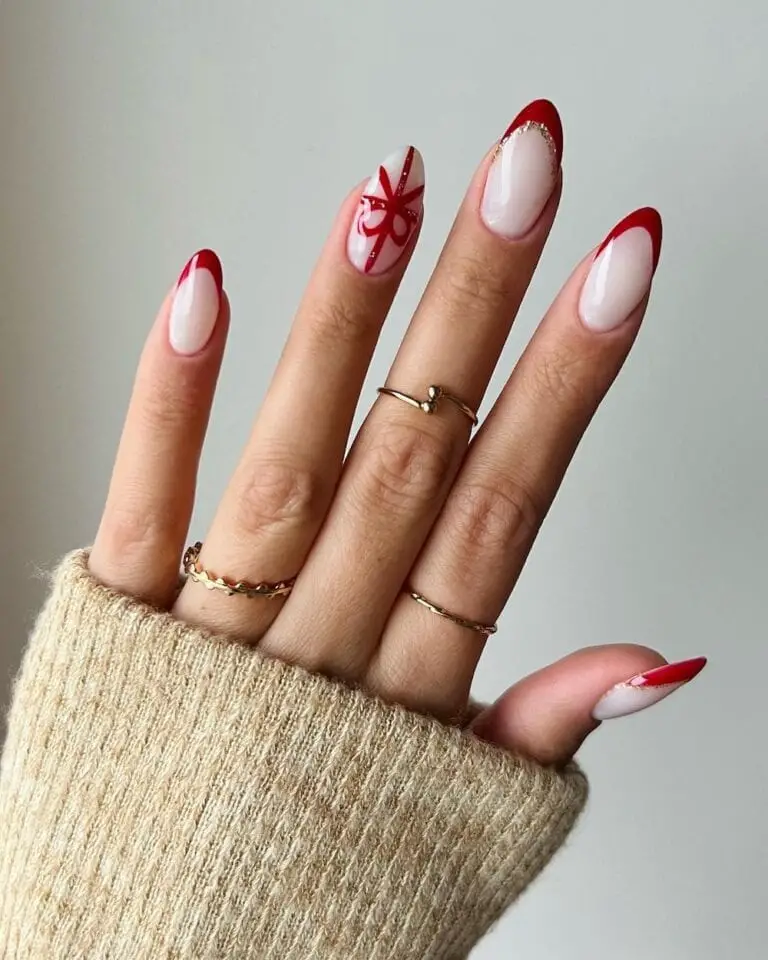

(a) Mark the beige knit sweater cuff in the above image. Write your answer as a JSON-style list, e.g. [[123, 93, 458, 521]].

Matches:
[[0, 551, 587, 959]]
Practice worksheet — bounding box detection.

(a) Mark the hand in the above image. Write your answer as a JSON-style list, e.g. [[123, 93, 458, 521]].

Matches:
[[88, 100, 705, 766]]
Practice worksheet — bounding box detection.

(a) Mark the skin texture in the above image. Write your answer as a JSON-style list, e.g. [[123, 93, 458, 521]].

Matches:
[[89, 104, 697, 766]]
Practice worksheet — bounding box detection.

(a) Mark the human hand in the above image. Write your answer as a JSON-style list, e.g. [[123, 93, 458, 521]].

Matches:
[[88, 99, 705, 767]]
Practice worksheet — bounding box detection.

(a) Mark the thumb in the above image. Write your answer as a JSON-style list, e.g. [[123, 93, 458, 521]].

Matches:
[[471, 645, 707, 766]]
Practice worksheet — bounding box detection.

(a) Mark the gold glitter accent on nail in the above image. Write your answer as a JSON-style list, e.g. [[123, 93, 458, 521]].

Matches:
[[493, 121, 559, 177]]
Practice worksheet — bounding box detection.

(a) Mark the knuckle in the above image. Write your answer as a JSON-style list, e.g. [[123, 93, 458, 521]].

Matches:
[[449, 477, 540, 557], [98, 501, 175, 567], [136, 374, 201, 435], [233, 459, 327, 539], [441, 251, 512, 314], [92, 502, 180, 606], [359, 420, 452, 515], [308, 296, 372, 348]]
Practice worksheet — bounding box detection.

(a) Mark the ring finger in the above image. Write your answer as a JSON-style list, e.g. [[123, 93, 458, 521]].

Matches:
[[173, 147, 425, 639], [263, 100, 565, 676], [370, 207, 663, 718]]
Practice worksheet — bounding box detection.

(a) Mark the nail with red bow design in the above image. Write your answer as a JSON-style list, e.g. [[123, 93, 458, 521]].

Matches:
[[347, 146, 425, 276]]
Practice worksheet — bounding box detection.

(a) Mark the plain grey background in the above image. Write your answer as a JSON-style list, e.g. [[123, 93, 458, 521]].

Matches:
[[1, 1, 766, 957]]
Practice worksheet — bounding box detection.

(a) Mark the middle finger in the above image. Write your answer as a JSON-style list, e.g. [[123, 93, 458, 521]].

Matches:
[[371, 208, 663, 717], [263, 100, 564, 676]]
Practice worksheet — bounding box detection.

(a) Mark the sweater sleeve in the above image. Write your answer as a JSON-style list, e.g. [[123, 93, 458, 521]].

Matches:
[[0, 550, 587, 960]]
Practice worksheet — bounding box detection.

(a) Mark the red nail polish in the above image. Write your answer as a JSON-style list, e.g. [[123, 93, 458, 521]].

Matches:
[[596, 207, 663, 274], [347, 146, 425, 276], [629, 656, 708, 688], [169, 249, 224, 355], [500, 99, 563, 166], [176, 249, 224, 297], [592, 656, 707, 721]]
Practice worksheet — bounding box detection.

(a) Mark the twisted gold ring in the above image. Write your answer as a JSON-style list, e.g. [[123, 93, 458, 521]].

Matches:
[[183, 542, 296, 599], [377, 384, 478, 427], [408, 591, 497, 636]]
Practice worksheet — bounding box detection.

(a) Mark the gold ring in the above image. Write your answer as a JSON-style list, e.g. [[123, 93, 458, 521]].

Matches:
[[377, 384, 478, 427], [183, 542, 296, 599], [408, 590, 497, 636]]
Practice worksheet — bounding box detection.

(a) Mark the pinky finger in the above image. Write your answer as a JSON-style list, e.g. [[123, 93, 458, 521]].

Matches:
[[89, 250, 228, 607]]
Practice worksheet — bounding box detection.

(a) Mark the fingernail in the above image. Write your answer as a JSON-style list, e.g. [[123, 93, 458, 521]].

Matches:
[[347, 146, 425, 276], [592, 656, 707, 721], [579, 207, 662, 332], [480, 99, 563, 239], [168, 249, 223, 355]]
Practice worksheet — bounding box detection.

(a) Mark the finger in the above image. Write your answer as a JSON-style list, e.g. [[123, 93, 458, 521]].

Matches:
[[89, 250, 228, 607], [269, 100, 565, 676], [372, 208, 662, 718], [471, 647, 707, 765], [173, 147, 424, 640]]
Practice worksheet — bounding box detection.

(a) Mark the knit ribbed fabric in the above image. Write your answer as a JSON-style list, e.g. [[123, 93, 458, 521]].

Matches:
[[0, 551, 587, 959]]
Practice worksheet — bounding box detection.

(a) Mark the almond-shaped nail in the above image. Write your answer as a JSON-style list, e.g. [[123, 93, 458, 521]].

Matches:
[[579, 207, 662, 332], [347, 146, 425, 276], [592, 656, 707, 721], [481, 99, 563, 239], [168, 249, 223, 355]]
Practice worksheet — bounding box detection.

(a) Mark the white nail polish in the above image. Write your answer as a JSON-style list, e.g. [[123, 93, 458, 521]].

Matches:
[[168, 249, 223, 355], [578, 209, 662, 332], [347, 146, 424, 276], [592, 657, 707, 721], [481, 100, 562, 240]]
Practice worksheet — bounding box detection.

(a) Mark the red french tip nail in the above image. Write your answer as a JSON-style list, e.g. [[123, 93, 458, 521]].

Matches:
[[631, 656, 708, 688], [596, 207, 663, 274], [501, 99, 564, 166], [177, 249, 224, 293]]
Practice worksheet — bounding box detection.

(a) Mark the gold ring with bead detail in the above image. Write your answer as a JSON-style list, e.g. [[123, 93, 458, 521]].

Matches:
[[408, 590, 497, 636], [377, 384, 478, 427], [182, 542, 296, 599]]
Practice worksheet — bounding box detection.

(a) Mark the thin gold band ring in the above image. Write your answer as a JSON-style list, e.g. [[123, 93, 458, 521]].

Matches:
[[183, 542, 296, 599], [377, 384, 478, 427], [408, 590, 497, 636]]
